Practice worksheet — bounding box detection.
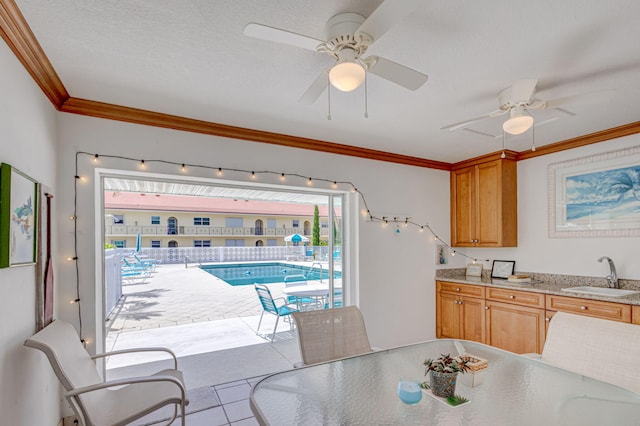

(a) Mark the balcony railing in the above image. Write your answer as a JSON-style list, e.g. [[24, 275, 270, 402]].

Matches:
[[105, 225, 329, 237]]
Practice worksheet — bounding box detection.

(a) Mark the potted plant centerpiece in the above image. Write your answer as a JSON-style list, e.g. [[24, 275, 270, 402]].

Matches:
[[423, 353, 470, 398]]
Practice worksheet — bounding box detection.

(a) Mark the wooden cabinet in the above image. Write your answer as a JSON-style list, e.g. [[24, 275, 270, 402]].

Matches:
[[633, 306, 640, 325], [436, 282, 486, 343], [546, 295, 631, 322], [485, 288, 546, 354], [450, 155, 517, 247], [435, 281, 637, 355]]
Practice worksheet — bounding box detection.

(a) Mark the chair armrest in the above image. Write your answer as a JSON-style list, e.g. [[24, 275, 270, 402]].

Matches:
[[65, 374, 186, 399], [92, 347, 178, 369]]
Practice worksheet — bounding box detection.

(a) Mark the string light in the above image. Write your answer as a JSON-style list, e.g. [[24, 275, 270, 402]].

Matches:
[[68, 150, 492, 342]]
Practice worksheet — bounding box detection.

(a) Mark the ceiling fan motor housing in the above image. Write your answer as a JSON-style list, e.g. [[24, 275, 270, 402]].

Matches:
[[321, 12, 371, 59]]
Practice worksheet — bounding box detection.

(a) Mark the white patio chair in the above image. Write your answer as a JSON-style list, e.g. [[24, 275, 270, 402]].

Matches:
[[24, 320, 188, 426], [292, 305, 373, 366], [535, 311, 640, 393]]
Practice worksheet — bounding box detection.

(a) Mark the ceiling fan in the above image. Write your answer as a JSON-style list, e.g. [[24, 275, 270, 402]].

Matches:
[[243, 0, 429, 104], [441, 79, 615, 135]]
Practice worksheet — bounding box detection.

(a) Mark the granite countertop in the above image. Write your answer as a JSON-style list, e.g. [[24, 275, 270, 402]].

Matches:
[[436, 274, 640, 306]]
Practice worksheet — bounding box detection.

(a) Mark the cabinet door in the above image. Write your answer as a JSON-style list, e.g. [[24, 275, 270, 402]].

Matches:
[[475, 161, 500, 246], [459, 296, 486, 343], [451, 166, 475, 247], [485, 300, 546, 354], [437, 292, 460, 339]]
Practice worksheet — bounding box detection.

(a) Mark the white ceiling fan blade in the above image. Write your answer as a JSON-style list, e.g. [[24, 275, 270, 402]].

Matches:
[[366, 56, 428, 90], [243, 23, 324, 52], [298, 69, 329, 105], [441, 110, 506, 132], [510, 79, 538, 103], [542, 89, 616, 110], [356, 0, 422, 42]]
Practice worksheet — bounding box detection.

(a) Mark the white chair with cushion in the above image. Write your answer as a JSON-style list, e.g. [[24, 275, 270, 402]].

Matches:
[[536, 311, 640, 393], [24, 319, 189, 426], [292, 305, 373, 366]]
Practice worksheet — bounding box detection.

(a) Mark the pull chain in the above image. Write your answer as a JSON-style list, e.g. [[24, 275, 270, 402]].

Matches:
[[501, 130, 506, 158], [327, 75, 332, 121], [364, 73, 369, 119], [531, 123, 536, 151]]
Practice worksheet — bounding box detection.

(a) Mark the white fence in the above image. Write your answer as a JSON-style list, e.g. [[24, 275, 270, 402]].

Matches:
[[104, 246, 338, 318]]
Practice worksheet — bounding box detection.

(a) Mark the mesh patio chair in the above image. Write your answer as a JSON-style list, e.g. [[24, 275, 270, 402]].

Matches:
[[24, 320, 188, 426], [254, 284, 298, 341], [535, 311, 640, 393], [292, 305, 373, 366]]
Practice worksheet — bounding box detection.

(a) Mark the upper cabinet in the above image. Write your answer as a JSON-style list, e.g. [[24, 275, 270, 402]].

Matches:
[[450, 153, 517, 247]]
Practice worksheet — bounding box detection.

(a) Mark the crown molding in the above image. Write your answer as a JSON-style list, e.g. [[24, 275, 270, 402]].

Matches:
[[516, 121, 640, 161], [0, 0, 68, 108], [61, 97, 452, 170]]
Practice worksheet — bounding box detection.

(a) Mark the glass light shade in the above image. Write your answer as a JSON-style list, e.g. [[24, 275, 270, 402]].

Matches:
[[502, 114, 534, 135], [329, 62, 366, 92]]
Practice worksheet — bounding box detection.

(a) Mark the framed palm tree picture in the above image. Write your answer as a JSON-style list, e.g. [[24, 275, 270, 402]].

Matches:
[[549, 145, 640, 238], [0, 163, 39, 267]]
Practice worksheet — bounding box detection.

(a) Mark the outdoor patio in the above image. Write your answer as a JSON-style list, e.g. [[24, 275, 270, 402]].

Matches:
[[104, 262, 330, 425], [104, 261, 339, 383]]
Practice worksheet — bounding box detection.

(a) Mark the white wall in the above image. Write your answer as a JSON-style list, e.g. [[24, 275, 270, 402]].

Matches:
[[55, 114, 451, 351], [463, 134, 640, 280], [0, 43, 60, 424]]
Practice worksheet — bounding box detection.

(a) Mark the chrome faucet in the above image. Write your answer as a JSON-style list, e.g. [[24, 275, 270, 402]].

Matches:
[[597, 256, 618, 288]]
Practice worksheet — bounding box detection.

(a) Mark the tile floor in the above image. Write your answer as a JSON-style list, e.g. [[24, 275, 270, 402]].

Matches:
[[104, 263, 311, 425]]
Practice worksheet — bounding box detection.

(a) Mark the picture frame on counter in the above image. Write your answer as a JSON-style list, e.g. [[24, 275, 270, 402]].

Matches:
[[549, 145, 640, 238], [491, 260, 515, 279], [466, 263, 483, 277]]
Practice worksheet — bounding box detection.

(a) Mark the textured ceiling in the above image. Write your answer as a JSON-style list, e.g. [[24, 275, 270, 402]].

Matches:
[[15, 0, 640, 163]]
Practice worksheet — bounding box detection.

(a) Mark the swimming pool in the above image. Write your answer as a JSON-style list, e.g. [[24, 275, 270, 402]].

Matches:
[[201, 262, 341, 286]]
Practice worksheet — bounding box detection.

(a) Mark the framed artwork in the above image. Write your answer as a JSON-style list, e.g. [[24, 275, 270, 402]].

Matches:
[[491, 260, 515, 279], [549, 145, 640, 238], [0, 163, 39, 268]]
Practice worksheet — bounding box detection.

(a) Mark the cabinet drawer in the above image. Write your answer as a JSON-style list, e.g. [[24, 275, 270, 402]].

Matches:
[[486, 287, 545, 308], [546, 295, 631, 322], [437, 281, 485, 298]]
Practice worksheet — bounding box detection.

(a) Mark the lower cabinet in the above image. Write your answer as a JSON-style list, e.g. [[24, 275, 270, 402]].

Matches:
[[436, 281, 638, 355], [485, 300, 546, 354], [436, 281, 486, 343]]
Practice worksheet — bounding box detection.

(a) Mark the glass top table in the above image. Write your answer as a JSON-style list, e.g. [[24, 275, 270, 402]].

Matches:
[[250, 339, 640, 425]]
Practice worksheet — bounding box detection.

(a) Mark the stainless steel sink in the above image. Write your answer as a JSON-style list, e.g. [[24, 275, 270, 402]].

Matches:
[[561, 286, 640, 297]]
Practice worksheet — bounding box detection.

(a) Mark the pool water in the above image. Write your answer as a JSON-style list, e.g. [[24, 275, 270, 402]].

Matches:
[[201, 262, 340, 286]]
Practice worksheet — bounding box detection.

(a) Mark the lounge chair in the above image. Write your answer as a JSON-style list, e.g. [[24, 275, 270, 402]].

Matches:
[[24, 320, 189, 425]]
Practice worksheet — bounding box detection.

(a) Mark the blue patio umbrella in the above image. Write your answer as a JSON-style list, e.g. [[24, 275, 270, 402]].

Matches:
[[135, 232, 142, 253], [284, 233, 309, 243]]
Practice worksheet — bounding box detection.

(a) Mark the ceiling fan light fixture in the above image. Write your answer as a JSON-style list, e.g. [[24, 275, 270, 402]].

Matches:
[[502, 110, 534, 135], [329, 61, 365, 92]]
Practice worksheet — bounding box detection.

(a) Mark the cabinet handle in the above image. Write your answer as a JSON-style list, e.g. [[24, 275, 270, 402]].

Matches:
[[459, 301, 463, 305], [509, 295, 515, 299], [485, 306, 490, 310], [545, 317, 551, 322], [456, 288, 460, 292], [580, 306, 587, 310]]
